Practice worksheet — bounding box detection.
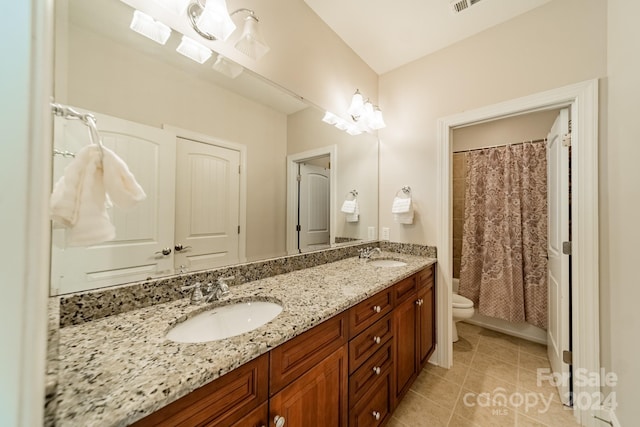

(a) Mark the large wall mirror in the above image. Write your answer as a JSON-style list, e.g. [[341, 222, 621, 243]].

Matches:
[[51, 0, 379, 295]]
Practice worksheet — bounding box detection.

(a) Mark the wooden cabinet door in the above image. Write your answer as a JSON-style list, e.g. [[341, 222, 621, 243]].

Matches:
[[418, 284, 435, 369], [270, 345, 348, 427], [227, 402, 268, 427], [393, 295, 418, 405]]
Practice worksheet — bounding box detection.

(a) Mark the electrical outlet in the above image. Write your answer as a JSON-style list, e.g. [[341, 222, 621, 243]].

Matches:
[[382, 227, 390, 241], [367, 227, 376, 240]]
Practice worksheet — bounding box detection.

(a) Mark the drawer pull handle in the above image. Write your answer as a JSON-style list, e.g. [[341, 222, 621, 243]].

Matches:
[[373, 336, 381, 344], [274, 415, 286, 427], [372, 411, 381, 420], [373, 366, 381, 375], [372, 305, 381, 313]]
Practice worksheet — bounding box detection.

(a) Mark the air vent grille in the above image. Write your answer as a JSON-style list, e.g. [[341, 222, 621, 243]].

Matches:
[[450, 0, 484, 14]]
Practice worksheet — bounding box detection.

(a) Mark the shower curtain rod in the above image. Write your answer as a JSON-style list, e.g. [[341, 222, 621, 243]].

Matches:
[[453, 138, 547, 154]]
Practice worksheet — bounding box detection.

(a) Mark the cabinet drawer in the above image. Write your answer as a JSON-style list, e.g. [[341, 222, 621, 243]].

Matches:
[[270, 312, 348, 395], [349, 372, 392, 427], [349, 288, 393, 338], [132, 354, 268, 427], [417, 265, 434, 290], [393, 275, 418, 304], [349, 338, 393, 406], [349, 314, 393, 374], [224, 401, 267, 427]]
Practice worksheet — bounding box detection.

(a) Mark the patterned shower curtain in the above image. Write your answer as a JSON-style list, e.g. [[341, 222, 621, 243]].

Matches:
[[458, 141, 548, 329]]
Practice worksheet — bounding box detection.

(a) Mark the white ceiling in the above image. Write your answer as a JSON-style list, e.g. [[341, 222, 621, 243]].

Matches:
[[304, 0, 551, 75]]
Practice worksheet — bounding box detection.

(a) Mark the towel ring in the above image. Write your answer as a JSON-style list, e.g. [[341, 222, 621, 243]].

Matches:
[[395, 186, 411, 198]]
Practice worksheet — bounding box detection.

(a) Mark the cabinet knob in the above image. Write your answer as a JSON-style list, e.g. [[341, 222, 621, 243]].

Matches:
[[373, 336, 381, 344], [372, 411, 381, 420], [372, 305, 381, 313], [274, 415, 286, 427], [373, 366, 381, 375]]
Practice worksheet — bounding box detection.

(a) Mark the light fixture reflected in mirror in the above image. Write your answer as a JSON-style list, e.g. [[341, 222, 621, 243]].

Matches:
[[212, 54, 244, 78], [130, 10, 172, 45], [176, 35, 213, 63]]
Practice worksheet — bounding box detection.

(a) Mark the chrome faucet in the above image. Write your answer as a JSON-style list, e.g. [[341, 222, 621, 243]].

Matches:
[[181, 276, 234, 305], [358, 247, 381, 259]]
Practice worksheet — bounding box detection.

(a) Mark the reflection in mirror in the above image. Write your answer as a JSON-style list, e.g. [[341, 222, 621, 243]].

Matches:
[[51, 0, 379, 295]]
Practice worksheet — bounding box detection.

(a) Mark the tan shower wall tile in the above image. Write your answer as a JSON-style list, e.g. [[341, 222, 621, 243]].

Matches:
[[453, 177, 466, 198], [453, 200, 465, 219], [453, 257, 462, 278], [453, 154, 466, 178], [453, 220, 465, 239], [453, 238, 462, 257]]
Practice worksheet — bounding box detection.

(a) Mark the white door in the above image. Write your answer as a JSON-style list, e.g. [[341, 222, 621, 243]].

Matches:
[[174, 138, 240, 272], [298, 163, 330, 251], [51, 110, 176, 294], [546, 108, 571, 405]]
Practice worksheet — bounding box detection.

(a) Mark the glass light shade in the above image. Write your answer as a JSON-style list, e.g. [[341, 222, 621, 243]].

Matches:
[[371, 108, 386, 130], [322, 111, 339, 125], [212, 54, 243, 78], [196, 0, 236, 41], [347, 90, 364, 120], [346, 125, 363, 136], [234, 16, 270, 60], [130, 10, 172, 45], [154, 0, 191, 15], [176, 35, 212, 64]]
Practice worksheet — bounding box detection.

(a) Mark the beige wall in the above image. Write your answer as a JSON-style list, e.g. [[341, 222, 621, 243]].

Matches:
[[378, 0, 606, 246], [287, 107, 379, 241], [63, 23, 288, 261], [604, 1, 640, 424]]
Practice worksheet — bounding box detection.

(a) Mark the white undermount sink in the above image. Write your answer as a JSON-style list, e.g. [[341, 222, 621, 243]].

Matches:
[[368, 259, 408, 268], [166, 300, 283, 343]]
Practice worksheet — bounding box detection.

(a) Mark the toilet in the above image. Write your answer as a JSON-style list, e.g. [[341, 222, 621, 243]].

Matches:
[[452, 293, 474, 342]]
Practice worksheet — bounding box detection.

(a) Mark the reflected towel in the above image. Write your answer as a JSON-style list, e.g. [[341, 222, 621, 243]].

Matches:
[[346, 201, 359, 222], [50, 145, 146, 246]]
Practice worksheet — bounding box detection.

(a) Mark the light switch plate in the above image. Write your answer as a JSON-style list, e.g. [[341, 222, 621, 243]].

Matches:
[[382, 227, 390, 241]]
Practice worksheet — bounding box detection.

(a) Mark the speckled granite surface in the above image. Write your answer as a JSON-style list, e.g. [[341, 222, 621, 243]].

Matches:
[[58, 241, 387, 327], [53, 252, 435, 426]]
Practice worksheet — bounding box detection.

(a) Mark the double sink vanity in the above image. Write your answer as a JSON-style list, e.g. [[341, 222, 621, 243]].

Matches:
[[48, 244, 436, 426]]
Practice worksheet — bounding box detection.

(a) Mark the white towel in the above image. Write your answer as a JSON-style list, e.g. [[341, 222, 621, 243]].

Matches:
[[341, 199, 357, 214], [50, 145, 146, 246], [393, 202, 414, 225], [346, 201, 360, 222], [391, 197, 412, 213]]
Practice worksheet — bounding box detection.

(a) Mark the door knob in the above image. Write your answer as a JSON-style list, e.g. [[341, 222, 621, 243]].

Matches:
[[155, 247, 172, 256], [174, 244, 192, 252], [274, 415, 285, 427]]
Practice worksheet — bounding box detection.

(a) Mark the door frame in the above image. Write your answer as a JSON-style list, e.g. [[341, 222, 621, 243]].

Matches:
[[164, 125, 247, 263], [286, 145, 337, 255], [436, 79, 599, 426]]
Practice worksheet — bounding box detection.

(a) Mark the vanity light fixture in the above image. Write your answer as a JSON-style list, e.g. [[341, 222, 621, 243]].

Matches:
[[322, 90, 386, 136], [130, 10, 172, 45], [176, 35, 213, 63], [186, 1, 270, 60], [347, 89, 386, 132], [212, 54, 244, 78]]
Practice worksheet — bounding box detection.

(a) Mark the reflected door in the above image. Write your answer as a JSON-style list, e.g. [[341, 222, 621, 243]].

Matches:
[[298, 163, 330, 251], [51, 110, 176, 295], [174, 138, 240, 272]]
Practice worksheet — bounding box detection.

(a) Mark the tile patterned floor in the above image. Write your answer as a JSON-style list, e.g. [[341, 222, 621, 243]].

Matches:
[[388, 322, 581, 427]]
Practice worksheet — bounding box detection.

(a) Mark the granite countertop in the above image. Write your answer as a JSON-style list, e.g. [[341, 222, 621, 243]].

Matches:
[[54, 252, 436, 426]]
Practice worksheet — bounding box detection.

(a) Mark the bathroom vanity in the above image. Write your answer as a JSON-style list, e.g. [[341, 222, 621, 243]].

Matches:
[[49, 248, 436, 426]]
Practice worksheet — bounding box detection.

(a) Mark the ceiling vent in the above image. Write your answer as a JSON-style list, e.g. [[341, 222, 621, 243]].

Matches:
[[450, 0, 483, 14]]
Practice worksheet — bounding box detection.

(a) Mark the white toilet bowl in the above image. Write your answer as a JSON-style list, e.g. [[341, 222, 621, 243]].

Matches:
[[452, 293, 474, 342]]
